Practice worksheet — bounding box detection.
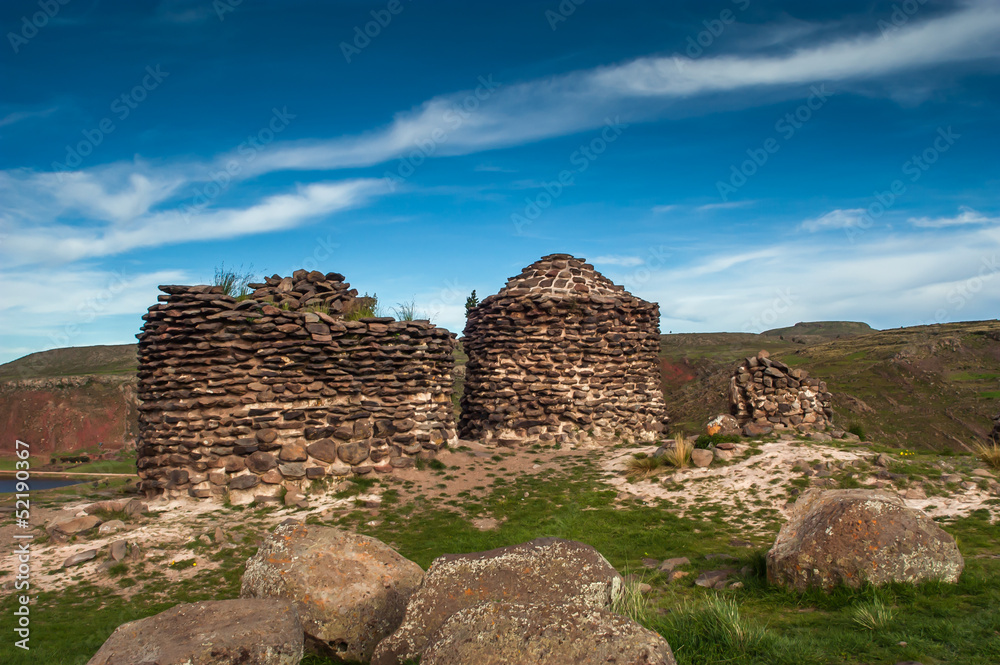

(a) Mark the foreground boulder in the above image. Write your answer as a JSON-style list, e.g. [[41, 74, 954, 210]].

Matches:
[[372, 537, 622, 665], [767, 489, 963, 590], [86, 599, 302, 665], [240, 523, 423, 662], [420, 601, 676, 665]]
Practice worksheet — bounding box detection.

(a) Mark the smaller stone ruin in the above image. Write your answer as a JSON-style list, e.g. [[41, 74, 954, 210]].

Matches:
[[136, 269, 457, 502], [729, 350, 832, 434], [990, 413, 1000, 444], [460, 253, 667, 445]]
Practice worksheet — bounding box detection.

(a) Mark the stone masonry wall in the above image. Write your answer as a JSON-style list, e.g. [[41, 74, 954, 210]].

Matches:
[[136, 270, 456, 502], [460, 254, 667, 445], [729, 350, 833, 433]]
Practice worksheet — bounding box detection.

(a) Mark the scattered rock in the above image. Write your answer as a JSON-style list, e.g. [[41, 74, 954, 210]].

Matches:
[[767, 489, 964, 590], [62, 549, 99, 568], [659, 557, 690, 573], [666, 570, 690, 583], [706, 414, 741, 437], [714, 448, 736, 462], [85, 599, 302, 665], [743, 422, 773, 437], [371, 537, 622, 665], [691, 449, 714, 467], [48, 515, 102, 537], [971, 469, 994, 478], [729, 538, 754, 548], [214, 527, 226, 543], [942, 474, 962, 484], [705, 553, 735, 561], [695, 569, 734, 589], [109, 540, 128, 562], [83, 499, 128, 514], [904, 487, 927, 500], [97, 520, 125, 535], [419, 602, 676, 665], [122, 498, 148, 517], [241, 523, 423, 663], [642, 557, 661, 568]]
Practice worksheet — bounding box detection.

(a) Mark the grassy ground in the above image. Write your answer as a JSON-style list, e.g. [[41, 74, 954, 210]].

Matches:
[[2, 445, 997, 665]]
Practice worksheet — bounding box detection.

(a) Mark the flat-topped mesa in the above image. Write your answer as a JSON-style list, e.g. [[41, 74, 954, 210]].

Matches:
[[460, 253, 668, 446], [135, 271, 457, 503], [729, 350, 833, 435]]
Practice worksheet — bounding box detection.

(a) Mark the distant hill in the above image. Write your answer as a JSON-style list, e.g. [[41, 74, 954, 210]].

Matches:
[[761, 320, 876, 344], [0, 344, 137, 381]]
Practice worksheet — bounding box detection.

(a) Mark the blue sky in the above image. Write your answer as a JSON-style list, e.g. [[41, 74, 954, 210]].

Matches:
[[1, 0, 999, 364]]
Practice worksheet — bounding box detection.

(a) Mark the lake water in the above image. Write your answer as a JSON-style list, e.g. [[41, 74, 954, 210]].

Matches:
[[0, 478, 82, 493]]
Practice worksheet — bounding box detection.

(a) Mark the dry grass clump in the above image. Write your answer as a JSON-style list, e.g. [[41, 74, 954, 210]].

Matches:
[[660, 435, 693, 469], [973, 440, 1000, 469], [625, 455, 662, 479]]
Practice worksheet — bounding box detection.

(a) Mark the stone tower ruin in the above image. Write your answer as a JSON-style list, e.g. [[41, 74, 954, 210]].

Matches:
[[135, 269, 457, 502], [460, 254, 667, 445], [729, 351, 833, 433]]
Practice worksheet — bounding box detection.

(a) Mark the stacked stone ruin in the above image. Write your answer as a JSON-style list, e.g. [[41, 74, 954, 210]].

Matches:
[[135, 270, 457, 502], [460, 254, 667, 445], [991, 413, 1000, 444], [729, 350, 833, 433]]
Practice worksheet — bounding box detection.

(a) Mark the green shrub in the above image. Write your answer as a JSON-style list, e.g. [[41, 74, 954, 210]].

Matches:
[[851, 597, 896, 630], [847, 423, 866, 440], [465, 289, 479, 314], [696, 433, 742, 449]]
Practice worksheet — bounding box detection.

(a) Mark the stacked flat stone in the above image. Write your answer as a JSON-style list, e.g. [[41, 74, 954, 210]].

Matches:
[[135, 272, 457, 502], [729, 350, 833, 432], [460, 254, 667, 445], [990, 413, 1000, 444], [247, 269, 357, 315]]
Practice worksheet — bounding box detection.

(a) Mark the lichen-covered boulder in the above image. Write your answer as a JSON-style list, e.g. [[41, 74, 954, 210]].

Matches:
[[371, 537, 623, 665], [85, 599, 302, 665], [420, 602, 676, 665], [767, 489, 963, 590], [240, 523, 423, 662]]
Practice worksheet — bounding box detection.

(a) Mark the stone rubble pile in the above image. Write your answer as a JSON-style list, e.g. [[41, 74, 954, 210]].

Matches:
[[135, 270, 457, 502], [247, 270, 359, 315], [460, 254, 667, 445], [990, 413, 1000, 444], [729, 350, 833, 434]]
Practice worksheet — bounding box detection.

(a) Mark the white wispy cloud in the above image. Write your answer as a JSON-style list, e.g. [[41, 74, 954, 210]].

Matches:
[[0, 106, 57, 128], [239, 0, 1000, 176], [696, 201, 757, 212], [799, 208, 867, 231], [652, 205, 679, 214], [908, 206, 1000, 228], [0, 179, 384, 267]]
